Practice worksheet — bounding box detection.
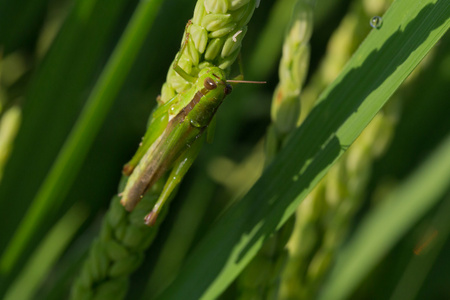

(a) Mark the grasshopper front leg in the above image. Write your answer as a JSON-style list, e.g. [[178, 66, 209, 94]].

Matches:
[[144, 135, 204, 226]]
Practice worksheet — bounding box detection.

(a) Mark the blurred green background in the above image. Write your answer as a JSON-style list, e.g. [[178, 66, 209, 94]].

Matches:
[[0, 0, 449, 299]]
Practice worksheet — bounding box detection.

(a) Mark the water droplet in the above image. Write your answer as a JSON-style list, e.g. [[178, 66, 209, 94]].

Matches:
[[190, 119, 202, 128], [370, 16, 383, 29]]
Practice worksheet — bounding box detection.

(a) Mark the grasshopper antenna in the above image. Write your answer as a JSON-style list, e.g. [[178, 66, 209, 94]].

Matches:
[[226, 79, 266, 84], [227, 53, 267, 85]]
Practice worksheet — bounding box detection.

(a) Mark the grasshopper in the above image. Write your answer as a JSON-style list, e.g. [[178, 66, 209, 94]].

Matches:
[[120, 24, 264, 226], [120, 65, 230, 225]]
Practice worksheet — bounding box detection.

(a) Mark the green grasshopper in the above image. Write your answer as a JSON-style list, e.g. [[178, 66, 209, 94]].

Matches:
[[120, 44, 263, 226]]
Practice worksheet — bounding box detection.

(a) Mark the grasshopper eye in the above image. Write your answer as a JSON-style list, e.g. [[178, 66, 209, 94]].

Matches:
[[225, 84, 232, 95], [204, 77, 217, 90]]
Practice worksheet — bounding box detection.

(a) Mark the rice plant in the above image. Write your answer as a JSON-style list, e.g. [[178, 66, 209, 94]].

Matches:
[[0, 0, 449, 299]]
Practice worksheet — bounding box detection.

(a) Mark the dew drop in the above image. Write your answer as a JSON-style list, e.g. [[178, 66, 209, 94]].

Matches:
[[370, 16, 383, 29], [190, 119, 202, 128]]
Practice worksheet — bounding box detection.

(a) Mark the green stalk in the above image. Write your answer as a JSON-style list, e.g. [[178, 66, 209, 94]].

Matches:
[[278, 1, 401, 298], [319, 133, 450, 300], [4, 204, 88, 300], [0, 106, 21, 181], [237, 0, 314, 298], [389, 195, 450, 300], [0, 0, 164, 279], [71, 1, 261, 298]]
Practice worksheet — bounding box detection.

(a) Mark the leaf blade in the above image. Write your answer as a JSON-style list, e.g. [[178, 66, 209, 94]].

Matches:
[[157, 0, 450, 299]]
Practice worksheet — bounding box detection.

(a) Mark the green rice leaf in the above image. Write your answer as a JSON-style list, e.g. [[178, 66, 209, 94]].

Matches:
[[156, 0, 450, 299]]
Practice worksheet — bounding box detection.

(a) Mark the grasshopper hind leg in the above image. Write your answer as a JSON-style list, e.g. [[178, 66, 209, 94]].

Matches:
[[144, 135, 204, 226]]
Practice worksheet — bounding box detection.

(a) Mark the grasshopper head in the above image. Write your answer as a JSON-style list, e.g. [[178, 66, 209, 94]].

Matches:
[[197, 67, 232, 96], [188, 67, 232, 128]]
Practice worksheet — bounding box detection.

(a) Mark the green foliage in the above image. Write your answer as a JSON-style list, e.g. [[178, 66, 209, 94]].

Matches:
[[0, 0, 448, 299], [156, 1, 450, 298]]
